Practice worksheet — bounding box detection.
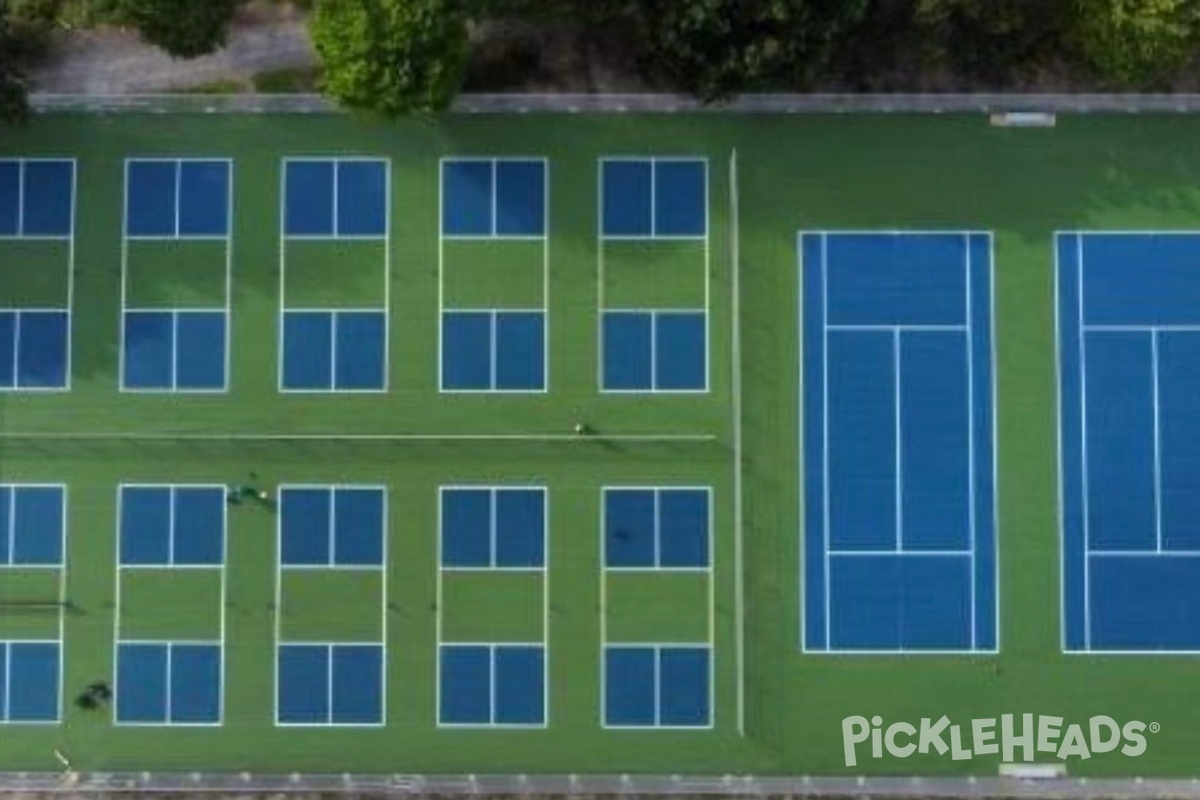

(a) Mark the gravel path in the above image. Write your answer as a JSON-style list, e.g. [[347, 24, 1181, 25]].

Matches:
[[28, 3, 316, 94]]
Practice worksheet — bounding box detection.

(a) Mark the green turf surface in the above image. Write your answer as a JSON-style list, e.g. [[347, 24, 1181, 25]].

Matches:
[[0, 239, 70, 306], [601, 239, 707, 309], [277, 569, 383, 642], [118, 568, 221, 641], [0, 112, 1198, 777], [604, 570, 709, 643], [282, 239, 387, 309], [125, 240, 228, 308], [0, 569, 62, 639], [441, 239, 545, 309], [440, 570, 544, 643]]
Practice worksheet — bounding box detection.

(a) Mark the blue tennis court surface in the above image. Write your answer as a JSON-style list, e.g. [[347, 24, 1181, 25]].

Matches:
[[279, 486, 385, 567], [123, 310, 226, 391], [119, 485, 225, 566], [602, 311, 706, 391], [0, 485, 64, 566], [1058, 232, 1200, 652], [442, 159, 546, 237], [0, 641, 60, 723], [601, 158, 706, 238], [441, 487, 545, 568], [0, 159, 74, 237], [277, 643, 384, 725], [116, 642, 221, 724], [126, 159, 230, 238], [281, 311, 386, 391], [802, 232, 997, 653], [284, 159, 388, 238], [441, 311, 545, 391], [604, 645, 709, 728], [439, 644, 545, 726], [604, 487, 709, 569]]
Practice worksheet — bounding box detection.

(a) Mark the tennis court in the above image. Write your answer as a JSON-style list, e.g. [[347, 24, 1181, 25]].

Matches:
[[1058, 232, 1200, 653], [802, 232, 997, 653]]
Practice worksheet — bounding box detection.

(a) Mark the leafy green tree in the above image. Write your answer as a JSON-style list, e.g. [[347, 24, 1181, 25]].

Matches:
[[310, 0, 469, 114], [638, 0, 868, 101], [1073, 0, 1200, 83], [103, 0, 240, 59], [905, 0, 1071, 82], [0, 0, 30, 124]]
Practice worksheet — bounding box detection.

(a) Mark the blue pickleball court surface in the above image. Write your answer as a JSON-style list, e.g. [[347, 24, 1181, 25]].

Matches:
[[281, 311, 386, 391], [279, 486, 385, 567], [0, 642, 60, 722], [442, 159, 546, 238], [0, 485, 65, 566], [276, 643, 384, 725], [115, 642, 221, 724], [1059, 232, 1200, 652], [0, 159, 74, 237], [283, 159, 388, 238], [126, 159, 230, 238], [123, 311, 226, 391], [801, 231, 997, 653], [440, 487, 546, 568], [603, 487, 710, 569], [602, 311, 706, 392], [119, 485, 225, 567], [441, 311, 545, 391], [438, 644, 545, 726], [600, 158, 706, 238], [603, 645, 710, 728]]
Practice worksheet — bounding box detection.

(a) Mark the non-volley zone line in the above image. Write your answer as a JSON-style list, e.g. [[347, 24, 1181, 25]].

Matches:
[[801, 231, 998, 654], [1058, 232, 1200, 654]]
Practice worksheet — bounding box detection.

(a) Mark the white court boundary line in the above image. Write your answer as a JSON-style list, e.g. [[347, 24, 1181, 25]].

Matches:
[[0, 484, 68, 725], [438, 157, 550, 395], [1056, 230, 1200, 655], [599, 486, 715, 730], [274, 484, 388, 726], [597, 157, 711, 395], [799, 230, 998, 656], [279, 158, 391, 395], [435, 484, 549, 729], [120, 158, 233, 394], [112, 483, 227, 727], [0, 158, 75, 394]]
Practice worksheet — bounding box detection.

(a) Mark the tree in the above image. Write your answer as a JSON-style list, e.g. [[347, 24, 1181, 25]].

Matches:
[[310, 0, 469, 115], [638, 0, 868, 101], [103, 0, 240, 59], [0, 0, 30, 124], [1072, 0, 1200, 84], [905, 0, 1072, 83]]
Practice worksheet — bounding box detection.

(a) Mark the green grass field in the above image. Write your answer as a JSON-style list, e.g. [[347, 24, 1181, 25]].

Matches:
[[1, 112, 1199, 776]]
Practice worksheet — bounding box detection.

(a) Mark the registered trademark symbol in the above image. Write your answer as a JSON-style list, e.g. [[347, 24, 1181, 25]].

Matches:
[[1150, 722, 1161, 733]]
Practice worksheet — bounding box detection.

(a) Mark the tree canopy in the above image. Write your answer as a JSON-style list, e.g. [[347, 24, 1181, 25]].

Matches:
[[0, 0, 30, 124], [638, 0, 869, 100], [1072, 0, 1200, 84], [101, 0, 240, 59], [310, 0, 469, 115]]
